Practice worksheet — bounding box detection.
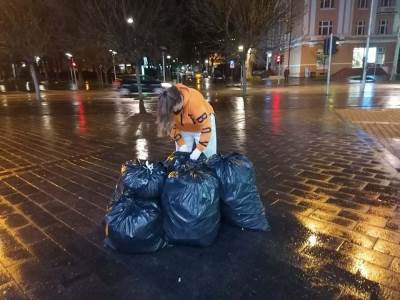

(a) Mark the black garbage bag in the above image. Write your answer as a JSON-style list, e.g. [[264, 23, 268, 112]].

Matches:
[[110, 160, 166, 207], [163, 151, 206, 173], [104, 196, 165, 253], [207, 153, 270, 231], [162, 163, 220, 246]]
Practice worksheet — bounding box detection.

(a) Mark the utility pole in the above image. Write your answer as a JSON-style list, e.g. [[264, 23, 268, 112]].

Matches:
[[287, 0, 293, 76], [161, 46, 167, 82], [326, 33, 334, 95], [390, 24, 400, 80], [362, 0, 375, 90]]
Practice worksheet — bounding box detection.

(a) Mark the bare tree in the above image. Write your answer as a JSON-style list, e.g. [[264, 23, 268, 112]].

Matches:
[[0, 0, 55, 100], [190, 0, 291, 80], [78, 0, 178, 98]]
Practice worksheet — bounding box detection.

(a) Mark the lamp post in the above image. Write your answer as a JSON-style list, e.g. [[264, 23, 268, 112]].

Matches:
[[109, 50, 117, 81], [166, 55, 171, 80], [204, 59, 209, 75], [238, 45, 246, 95], [160, 46, 167, 82], [65, 52, 77, 90]]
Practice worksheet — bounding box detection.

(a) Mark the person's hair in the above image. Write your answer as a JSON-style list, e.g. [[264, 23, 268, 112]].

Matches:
[[157, 86, 182, 137]]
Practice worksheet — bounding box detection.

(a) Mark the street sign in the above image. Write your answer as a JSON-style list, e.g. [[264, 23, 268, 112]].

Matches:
[[230, 60, 235, 69]]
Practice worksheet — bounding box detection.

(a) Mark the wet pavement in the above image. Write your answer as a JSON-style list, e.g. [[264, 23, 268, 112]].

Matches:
[[0, 83, 400, 299]]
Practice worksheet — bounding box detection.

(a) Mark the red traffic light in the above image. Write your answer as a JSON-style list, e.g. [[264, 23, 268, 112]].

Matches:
[[276, 55, 281, 63], [71, 61, 77, 67]]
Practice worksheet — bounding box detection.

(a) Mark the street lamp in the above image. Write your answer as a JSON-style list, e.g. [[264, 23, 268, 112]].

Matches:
[[126, 17, 134, 24], [160, 46, 167, 82], [238, 45, 246, 95], [65, 52, 77, 89], [109, 49, 118, 81]]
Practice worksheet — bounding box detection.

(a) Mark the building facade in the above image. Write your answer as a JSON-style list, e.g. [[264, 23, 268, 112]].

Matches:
[[270, 0, 400, 78]]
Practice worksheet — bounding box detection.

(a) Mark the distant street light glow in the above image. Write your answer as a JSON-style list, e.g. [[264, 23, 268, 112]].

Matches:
[[65, 52, 73, 58], [166, 55, 171, 59], [127, 17, 134, 24], [238, 45, 244, 52]]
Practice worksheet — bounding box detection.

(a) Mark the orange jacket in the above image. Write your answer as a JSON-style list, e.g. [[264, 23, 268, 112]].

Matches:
[[170, 84, 214, 151]]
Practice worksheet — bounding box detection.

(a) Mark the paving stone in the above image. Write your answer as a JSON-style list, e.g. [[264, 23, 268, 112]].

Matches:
[[326, 198, 369, 212], [319, 224, 377, 249], [27, 192, 55, 205], [15, 225, 47, 245], [309, 210, 356, 228], [315, 188, 355, 201], [374, 239, 400, 257], [0, 283, 26, 300], [354, 223, 400, 244], [338, 209, 388, 228], [338, 241, 394, 268], [2, 193, 29, 206], [3, 213, 29, 229], [0, 266, 11, 286], [264, 190, 299, 204], [390, 257, 400, 273], [328, 177, 367, 189]]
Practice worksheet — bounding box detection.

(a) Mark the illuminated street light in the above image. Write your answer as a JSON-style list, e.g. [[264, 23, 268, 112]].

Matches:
[[166, 55, 171, 59], [238, 45, 244, 52], [127, 17, 134, 24], [204, 59, 209, 64], [65, 52, 73, 58], [109, 50, 118, 81]]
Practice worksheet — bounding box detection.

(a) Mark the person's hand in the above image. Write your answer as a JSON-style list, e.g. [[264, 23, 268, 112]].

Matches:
[[178, 144, 190, 152], [190, 148, 202, 161]]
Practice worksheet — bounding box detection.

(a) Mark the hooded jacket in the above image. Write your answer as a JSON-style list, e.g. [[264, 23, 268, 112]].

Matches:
[[170, 84, 214, 151]]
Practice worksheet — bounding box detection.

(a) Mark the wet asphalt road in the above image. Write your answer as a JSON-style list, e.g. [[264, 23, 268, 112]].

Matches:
[[0, 82, 399, 299]]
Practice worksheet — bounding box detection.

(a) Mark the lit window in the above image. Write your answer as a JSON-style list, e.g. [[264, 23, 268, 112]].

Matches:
[[357, 0, 368, 8], [319, 20, 333, 35], [356, 20, 366, 35], [378, 19, 388, 34], [320, 0, 335, 8]]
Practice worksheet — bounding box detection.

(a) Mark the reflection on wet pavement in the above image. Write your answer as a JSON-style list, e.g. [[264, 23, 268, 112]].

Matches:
[[0, 83, 399, 298]]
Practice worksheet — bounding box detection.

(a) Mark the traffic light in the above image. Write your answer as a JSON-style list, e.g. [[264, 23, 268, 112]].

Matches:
[[323, 36, 339, 55], [276, 55, 284, 64]]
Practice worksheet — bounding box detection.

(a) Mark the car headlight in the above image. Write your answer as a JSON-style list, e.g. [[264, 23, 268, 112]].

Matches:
[[161, 82, 172, 88]]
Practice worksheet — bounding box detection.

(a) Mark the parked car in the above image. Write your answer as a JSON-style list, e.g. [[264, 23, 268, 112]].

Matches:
[[347, 75, 376, 83], [118, 75, 162, 96]]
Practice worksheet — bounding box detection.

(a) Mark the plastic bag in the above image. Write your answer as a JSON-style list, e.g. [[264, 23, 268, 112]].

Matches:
[[110, 160, 166, 207], [163, 151, 206, 173], [162, 163, 220, 246], [104, 196, 165, 253], [207, 153, 270, 231]]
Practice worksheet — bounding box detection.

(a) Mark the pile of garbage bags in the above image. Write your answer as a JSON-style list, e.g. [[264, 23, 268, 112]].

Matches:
[[104, 152, 270, 253]]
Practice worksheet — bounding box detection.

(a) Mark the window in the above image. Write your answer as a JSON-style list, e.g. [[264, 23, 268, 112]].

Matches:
[[380, 0, 395, 7], [357, 0, 368, 8], [378, 19, 388, 34], [352, 47, 377, 68], [320, 0, 334, 8], [356, 20, 366, 35], [319, 20, 333, 35], [376, 47, 385, 64]]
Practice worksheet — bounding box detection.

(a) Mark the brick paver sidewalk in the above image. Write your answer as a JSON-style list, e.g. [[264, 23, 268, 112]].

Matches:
[[337, 109, 400, 170], [0, 92, 399, 299]]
